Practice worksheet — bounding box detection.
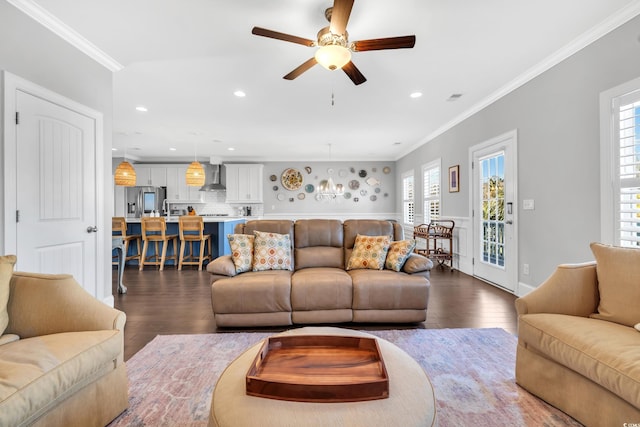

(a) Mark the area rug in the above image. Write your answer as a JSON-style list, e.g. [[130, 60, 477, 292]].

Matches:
[[108, 328, 582, 427]]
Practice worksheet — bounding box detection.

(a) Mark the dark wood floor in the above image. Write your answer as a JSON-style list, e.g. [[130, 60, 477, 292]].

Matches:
[[113, 266, 518, 361]]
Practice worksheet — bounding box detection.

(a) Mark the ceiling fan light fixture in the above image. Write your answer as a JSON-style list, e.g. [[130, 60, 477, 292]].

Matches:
[[315, 45, 351, 70]]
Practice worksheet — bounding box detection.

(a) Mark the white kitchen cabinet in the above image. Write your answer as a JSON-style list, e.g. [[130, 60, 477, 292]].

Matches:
[[166, 166, 203, 202], [225, 164, 263, 203], [134, 165, 167, 187]]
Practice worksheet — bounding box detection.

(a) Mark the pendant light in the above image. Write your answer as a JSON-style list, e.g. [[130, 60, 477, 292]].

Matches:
[[185, 142, 205, 186], [114, 146, 136, 186]]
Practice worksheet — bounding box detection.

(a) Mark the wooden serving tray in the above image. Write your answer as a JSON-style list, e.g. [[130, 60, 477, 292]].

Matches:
[[246, 335, 389, 403]]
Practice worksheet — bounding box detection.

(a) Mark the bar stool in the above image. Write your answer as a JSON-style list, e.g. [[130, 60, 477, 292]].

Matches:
[[112, 217, 141, 265], [178, 215, 212, 271], [140, 217, 178, 271]]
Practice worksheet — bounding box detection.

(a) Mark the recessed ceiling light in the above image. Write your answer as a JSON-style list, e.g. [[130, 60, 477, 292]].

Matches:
[[447, 93, 463, 101], [234, 90, 246, 97], [410, 92, 422, 98], [227, 147, 235, 151], [135, 106, 148, 112], [112, 148, 117, 151], [169, 147, 177, 151], [393, 142, 402, 145]]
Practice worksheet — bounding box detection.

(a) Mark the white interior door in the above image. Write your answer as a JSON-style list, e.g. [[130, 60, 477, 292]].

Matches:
[[471, 131, 518, 292], [15, 89, 97, 286]]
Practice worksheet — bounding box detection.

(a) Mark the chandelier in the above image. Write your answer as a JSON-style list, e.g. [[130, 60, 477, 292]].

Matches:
[[316, 144, 344, 201]]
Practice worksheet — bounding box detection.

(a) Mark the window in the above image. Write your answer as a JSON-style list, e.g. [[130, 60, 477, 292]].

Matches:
[[402, 171, 414, 225], [616, 94, 640, 247], [422, 160, 441, 224], [601, 78, 640, 247]]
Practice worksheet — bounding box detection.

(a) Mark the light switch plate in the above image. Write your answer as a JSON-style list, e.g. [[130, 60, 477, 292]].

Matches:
[[523, 199, 535, 210]]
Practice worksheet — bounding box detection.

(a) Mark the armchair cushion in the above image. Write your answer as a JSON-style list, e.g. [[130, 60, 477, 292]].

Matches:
[[0, 255, 16, 336], [590, 243, 640, 327]]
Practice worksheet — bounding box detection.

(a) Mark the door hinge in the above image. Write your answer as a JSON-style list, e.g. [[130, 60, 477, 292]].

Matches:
[[15, 210, 19, 223], [15, 112, 19, 125]]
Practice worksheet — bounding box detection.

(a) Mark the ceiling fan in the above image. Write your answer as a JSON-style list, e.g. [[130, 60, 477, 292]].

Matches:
[[251, 0, 416, 85]]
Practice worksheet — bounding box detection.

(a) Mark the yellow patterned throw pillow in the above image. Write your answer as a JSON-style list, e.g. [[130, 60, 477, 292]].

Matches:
[[347, 234, 391, 270], [252, 231, 293, 271], [385, 239, 417, 272], [228, 234, 254, 273]]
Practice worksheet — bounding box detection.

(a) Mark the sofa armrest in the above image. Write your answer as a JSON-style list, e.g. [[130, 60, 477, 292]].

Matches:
[[6, 272, 125, 338], [206, 255, 237, 277], [402, 253, 433, 274], [515, 262, 598, 317]]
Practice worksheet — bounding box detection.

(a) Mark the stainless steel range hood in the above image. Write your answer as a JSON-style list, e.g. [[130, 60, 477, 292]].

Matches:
[[199, 163, 226, 191]]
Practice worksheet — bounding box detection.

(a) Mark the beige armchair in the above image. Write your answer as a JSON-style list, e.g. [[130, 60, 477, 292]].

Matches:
[[1, 271, 128, 427]]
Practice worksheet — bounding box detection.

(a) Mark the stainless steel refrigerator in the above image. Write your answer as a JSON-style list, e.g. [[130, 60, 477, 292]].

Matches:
[[125, 186, 167, 218]]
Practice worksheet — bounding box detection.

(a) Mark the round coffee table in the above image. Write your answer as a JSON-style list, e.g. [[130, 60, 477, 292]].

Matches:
[[209, 326, 437, 427]]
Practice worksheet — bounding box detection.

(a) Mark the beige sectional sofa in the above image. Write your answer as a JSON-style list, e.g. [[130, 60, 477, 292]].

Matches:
[[515, 243, 640, 426], [0, 259, 128, 427], [207, 219, 433, 327]]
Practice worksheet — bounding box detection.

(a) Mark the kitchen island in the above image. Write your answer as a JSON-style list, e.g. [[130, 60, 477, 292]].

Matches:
[[122, 216, 247, 266]]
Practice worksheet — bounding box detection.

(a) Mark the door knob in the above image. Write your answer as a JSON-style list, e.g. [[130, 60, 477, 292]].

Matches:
[[86, 226, 98, 233]]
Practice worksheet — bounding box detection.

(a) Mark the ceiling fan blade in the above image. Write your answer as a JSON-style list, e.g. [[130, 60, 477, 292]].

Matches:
[[352, 35, 416, 51], [342, 61, 366, 85], [330, 0, 354, 35], [251, 27, 315, 47], [283, 57, 318, 80]]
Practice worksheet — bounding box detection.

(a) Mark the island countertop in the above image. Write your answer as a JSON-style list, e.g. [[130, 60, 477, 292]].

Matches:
[[125, 216, 255, 223]]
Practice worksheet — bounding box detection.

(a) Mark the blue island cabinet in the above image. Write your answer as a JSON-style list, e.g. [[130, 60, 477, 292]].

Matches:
[[123, 218, 245, 267]]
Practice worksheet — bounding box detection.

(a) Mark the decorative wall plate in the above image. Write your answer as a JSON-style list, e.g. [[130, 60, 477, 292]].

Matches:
[[358, 169, 367, 178], [277, 193, 285, 201], [297, 193, 305, 200], [350, 167, 356, 173], [348, 180, 360, 190], [344, 192, 351, 199], [273, 185, 278, 191], [281, 168, 303, 191], [366, 176, 380, 186], [270, 174, 277, 181], [370, 195, 377, 201], [375, 187, 381, 193], [305, 166, 312, 174], [289, 197, 295, 202], [339, 169, 348, 177], [305, 184, 314, 193], [360, 189, 367, 196], [353, 197, 359, 202], [383, 166, 391, 174]]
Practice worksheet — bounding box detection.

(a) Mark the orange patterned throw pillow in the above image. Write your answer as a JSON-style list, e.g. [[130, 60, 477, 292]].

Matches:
[[347, 234, 391, 270], [228, 234, 255, 273], [385, 239, 417, 272], [252, 231, 293, 271]]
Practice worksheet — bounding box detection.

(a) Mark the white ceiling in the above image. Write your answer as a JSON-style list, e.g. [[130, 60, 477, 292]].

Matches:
[[22, 0, 640, 162]]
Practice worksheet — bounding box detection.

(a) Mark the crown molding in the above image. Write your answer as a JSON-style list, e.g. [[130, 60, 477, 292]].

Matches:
[[6, 0, 124, 72], [396, 1, 640, 160]]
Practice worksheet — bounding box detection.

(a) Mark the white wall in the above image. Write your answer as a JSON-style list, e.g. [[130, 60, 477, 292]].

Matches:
[[0, 1, 113, 301], [396, 15, 640, 294]]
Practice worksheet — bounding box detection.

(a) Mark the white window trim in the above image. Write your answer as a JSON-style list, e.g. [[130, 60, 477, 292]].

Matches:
[[421, 158, 441, 224], [599, 75, 640, 245], [402, 169, 415, 226]]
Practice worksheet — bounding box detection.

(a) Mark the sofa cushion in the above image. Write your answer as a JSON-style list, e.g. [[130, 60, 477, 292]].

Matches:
[[350, 269, 429, 310], [291, 268, 352, 311], [0, 330, 122, 427], [294, 219, 344, 269], [518, 313, 640, 409], [252, 231, 293, 271], [385, 240, 416, 272], [212, 271, 292, 314], [0, 255, 16, 336], [590, 243, 640, 327], [343, 220, 396, 262], [402, 253, 433, 274], [347, 235, 391, 270], [228, 234, 254, 273]]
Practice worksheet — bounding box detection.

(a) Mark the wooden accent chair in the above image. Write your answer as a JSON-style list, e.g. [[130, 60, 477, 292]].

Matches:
[[139, 217, 178, 271], [178, 215, 212, 271], [112, 217, 141, 265]]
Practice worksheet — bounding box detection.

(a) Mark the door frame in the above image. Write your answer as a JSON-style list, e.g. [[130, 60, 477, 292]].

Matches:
[[468, 129, 519, 293], [2, 71, 106, 299]]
